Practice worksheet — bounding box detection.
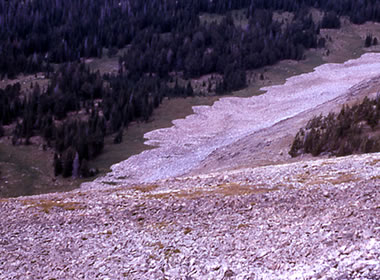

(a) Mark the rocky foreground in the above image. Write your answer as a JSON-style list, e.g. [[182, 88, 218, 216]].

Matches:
[[1, 152, 379, 279]]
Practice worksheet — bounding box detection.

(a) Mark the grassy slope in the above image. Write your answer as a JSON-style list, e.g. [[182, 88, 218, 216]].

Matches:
[[1, 13, 380, 197]]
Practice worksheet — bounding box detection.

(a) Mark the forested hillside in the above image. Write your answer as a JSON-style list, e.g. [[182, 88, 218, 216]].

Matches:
[[1, 0, 380, 179], [0, 63, 191, 177], [2, 0, 380, 79], [289, 96, 380, 157]]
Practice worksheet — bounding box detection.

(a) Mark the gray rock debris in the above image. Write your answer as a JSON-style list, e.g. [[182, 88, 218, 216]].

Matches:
[[82, 53, 380, 190], [0, 152, 379, 279]]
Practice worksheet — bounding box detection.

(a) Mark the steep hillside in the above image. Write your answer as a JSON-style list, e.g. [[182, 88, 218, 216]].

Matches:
[[1, 153, 379, 279], [190, 72, 380, 176], [289, 96, 380, 158]]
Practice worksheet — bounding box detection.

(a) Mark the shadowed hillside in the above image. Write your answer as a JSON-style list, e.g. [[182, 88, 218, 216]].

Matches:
[[290, 96, 380, 157]]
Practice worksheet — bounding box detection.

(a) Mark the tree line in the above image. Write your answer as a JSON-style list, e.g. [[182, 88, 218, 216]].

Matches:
[[289, 96, 380, 158], [0, 62, 192, 177]]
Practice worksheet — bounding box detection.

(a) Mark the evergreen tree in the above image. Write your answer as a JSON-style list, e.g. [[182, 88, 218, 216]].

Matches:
[[72, 152, 80, 179]]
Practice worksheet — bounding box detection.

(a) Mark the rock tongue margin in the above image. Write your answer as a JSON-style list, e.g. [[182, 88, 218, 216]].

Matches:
[[189, 74, 380, 175], [82, 53, 380, 190], [1, 153, 379, 279]]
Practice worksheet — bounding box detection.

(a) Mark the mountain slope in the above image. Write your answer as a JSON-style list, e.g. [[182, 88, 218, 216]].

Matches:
[[1, 153, 379, 279], [1, 53, 380, 280], [83, 53, 380, 190]]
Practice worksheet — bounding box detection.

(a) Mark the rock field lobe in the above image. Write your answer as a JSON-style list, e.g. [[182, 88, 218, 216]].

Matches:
[[83, 53, 380, 189]]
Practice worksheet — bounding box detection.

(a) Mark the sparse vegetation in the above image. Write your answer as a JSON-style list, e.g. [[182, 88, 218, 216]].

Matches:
[[289, 96, 380, 158], [133, 184, 160, 193], [364, 34, 378, 48], [145, 183, 278, 200], [328, 174, 358, 185], [23, 199, 84, 214], [164, 247, 181, 258]]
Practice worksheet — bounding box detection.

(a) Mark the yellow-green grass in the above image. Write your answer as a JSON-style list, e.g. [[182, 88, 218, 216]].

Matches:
[[22, 199, 84, 213], [146, 183, 278, 200]]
